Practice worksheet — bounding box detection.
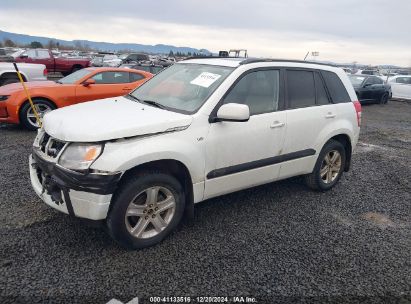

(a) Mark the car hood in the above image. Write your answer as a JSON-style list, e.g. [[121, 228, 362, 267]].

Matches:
[[43, 96, 193, 142], [0, 81, 57, 94]]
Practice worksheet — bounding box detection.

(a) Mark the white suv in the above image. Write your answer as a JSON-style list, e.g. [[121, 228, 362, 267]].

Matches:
[[30, 58, 362, 249]]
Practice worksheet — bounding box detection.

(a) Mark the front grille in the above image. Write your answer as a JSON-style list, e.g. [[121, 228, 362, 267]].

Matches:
[[39, 133, 66, 158]]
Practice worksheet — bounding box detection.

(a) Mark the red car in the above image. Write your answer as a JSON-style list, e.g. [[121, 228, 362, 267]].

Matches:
[[15, 49, 90, 76]]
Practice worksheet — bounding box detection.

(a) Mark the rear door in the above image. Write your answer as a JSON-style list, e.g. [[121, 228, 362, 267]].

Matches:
[[279, 69, 337, 179], [75, 71, 133, 103]]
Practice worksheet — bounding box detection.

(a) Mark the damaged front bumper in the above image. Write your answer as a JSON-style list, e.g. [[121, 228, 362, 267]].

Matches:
[[29, 149, 122, 220]]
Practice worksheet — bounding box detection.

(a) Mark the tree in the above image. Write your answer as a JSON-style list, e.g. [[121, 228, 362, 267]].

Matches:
[[30, 41, 43, 48], [0, 41, 3, 47], [3, 39, 16, 47], [168, 50, 174, 57]]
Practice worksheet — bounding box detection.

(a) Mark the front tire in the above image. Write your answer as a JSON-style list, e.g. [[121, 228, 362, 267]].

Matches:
[[19, 99, 55, 130], [305, 139, 346, 191], [380, 93, 389, 104], [107, 171, 185, 249]]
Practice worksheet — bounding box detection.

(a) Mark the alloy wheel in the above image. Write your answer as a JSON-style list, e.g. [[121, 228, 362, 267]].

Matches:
[[125, 186, 176, 239], [26, 104, 53, 128], [320, 150, 342, 184]]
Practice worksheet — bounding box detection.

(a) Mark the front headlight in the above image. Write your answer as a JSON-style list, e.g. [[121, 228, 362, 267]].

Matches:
[[59, 143, 103, 171], [0, 95, 10, 102]]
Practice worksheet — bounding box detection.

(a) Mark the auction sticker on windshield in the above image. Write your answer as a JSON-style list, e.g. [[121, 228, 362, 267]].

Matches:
[[190, 72, 222, 88]]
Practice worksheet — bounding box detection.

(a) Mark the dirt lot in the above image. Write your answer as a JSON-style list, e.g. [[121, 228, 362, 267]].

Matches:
[[0, 101, 410, 304]]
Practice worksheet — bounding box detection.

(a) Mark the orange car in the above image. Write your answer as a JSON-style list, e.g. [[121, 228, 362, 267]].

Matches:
[[0, 67, 152, 130]]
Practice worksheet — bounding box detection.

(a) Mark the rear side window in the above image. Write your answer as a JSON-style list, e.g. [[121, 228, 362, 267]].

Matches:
[[314, 72, 330, 105], [321, 71, 351, 103], [287, 70, 315, 108], [130, 72, 145, 82]]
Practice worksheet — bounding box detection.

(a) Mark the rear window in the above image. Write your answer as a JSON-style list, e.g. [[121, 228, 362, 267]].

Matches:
[[287, 70, 316, 108], [321, 71, 351, 103], [130, 72, 145, 82]]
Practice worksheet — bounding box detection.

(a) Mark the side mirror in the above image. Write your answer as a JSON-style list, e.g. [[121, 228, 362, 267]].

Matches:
[[19, 54, 28, 59], [363, 83, 372, 88], [82, 78, 96, 87], [216, 103, 250, 122]]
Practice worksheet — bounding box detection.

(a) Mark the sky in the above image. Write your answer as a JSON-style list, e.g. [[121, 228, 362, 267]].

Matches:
[[0, 0, 410, 66]]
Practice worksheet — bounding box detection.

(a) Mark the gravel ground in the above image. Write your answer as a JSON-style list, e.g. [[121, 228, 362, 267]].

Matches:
[[0, 101, 410, 304]]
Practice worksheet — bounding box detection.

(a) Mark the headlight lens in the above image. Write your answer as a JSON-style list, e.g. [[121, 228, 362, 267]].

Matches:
[[0, 95, 10, 102], [59, 143, 103, 171]]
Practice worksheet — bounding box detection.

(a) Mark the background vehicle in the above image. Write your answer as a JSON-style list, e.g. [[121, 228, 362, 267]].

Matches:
[[387, 75, 411, 100], [349, 74, 391, 104], [30, 58, 361, 249], [0, 62, 47, 86], [0, 48, 14, 62], [119, 53, 150, 64], [102, 55, 122, 67], [15, 49, 90, 76], [120, 63, 165, 74], [0, 67, 152, 129], [357, 69, 380, 76]]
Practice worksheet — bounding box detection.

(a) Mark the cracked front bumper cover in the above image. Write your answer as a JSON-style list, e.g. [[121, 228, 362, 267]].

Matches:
[[32, 149, 121, 195]]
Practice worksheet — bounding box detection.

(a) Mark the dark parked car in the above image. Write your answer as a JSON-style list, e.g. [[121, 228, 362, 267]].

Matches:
[[119, 53, 150, 64], [349, 75, 391, 104], [120, 63, 165, 74]]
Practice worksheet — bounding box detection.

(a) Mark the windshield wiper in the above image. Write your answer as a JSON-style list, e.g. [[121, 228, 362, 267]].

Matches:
[[141, 100, 166, 109], [126, 94, 140, 102]]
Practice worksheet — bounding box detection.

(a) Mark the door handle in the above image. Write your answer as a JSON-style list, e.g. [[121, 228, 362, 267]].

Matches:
[[270, 121, 285, 128], [325, 113, 336, 119], [122, 87, 132, 90]]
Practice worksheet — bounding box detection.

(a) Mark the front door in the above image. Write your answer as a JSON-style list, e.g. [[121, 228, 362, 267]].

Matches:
[[204, 69, 286, 199]]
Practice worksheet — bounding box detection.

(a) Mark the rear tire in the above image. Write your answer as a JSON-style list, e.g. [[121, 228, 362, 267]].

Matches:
[[305, 139, 346, 191], [19, 99, 56, 131], [107, 171, 185, 249]]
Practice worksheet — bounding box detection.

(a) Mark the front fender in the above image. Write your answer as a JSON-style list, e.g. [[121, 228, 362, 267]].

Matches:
[[91, 130, 207, 184]]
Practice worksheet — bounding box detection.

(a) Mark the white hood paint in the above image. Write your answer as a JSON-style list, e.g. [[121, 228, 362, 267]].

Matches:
[[43, 97, 192, 142]]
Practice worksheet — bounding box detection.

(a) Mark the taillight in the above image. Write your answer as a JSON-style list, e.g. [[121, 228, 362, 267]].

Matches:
[[353, 100, 362, 127], [43, 68, 48, 77]]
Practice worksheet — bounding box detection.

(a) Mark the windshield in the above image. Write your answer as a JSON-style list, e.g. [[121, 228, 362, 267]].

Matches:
[[349, 75, 366, 86], [58, 69, 91, 84], [119, 54, 128, 59], [130, 63, 234, 113]]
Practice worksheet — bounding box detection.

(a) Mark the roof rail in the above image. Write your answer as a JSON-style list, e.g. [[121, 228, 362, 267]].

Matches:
[[239, 58, 336, 66], [183, 56, 243, 60]]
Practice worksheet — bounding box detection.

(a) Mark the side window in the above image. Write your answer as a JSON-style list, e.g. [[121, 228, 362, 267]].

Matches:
[[37, 50, 51, 59], [92, 72, 130, 84], [223, 70, 280, 115], [287, 70, 315, 108], [25, 50, 36, 58], [374, 77, 383, 85], [130, 72, 145, 82], [321, 71, 351, 103], [396, 77, 411, 84], [314, 72, 330, 105]]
